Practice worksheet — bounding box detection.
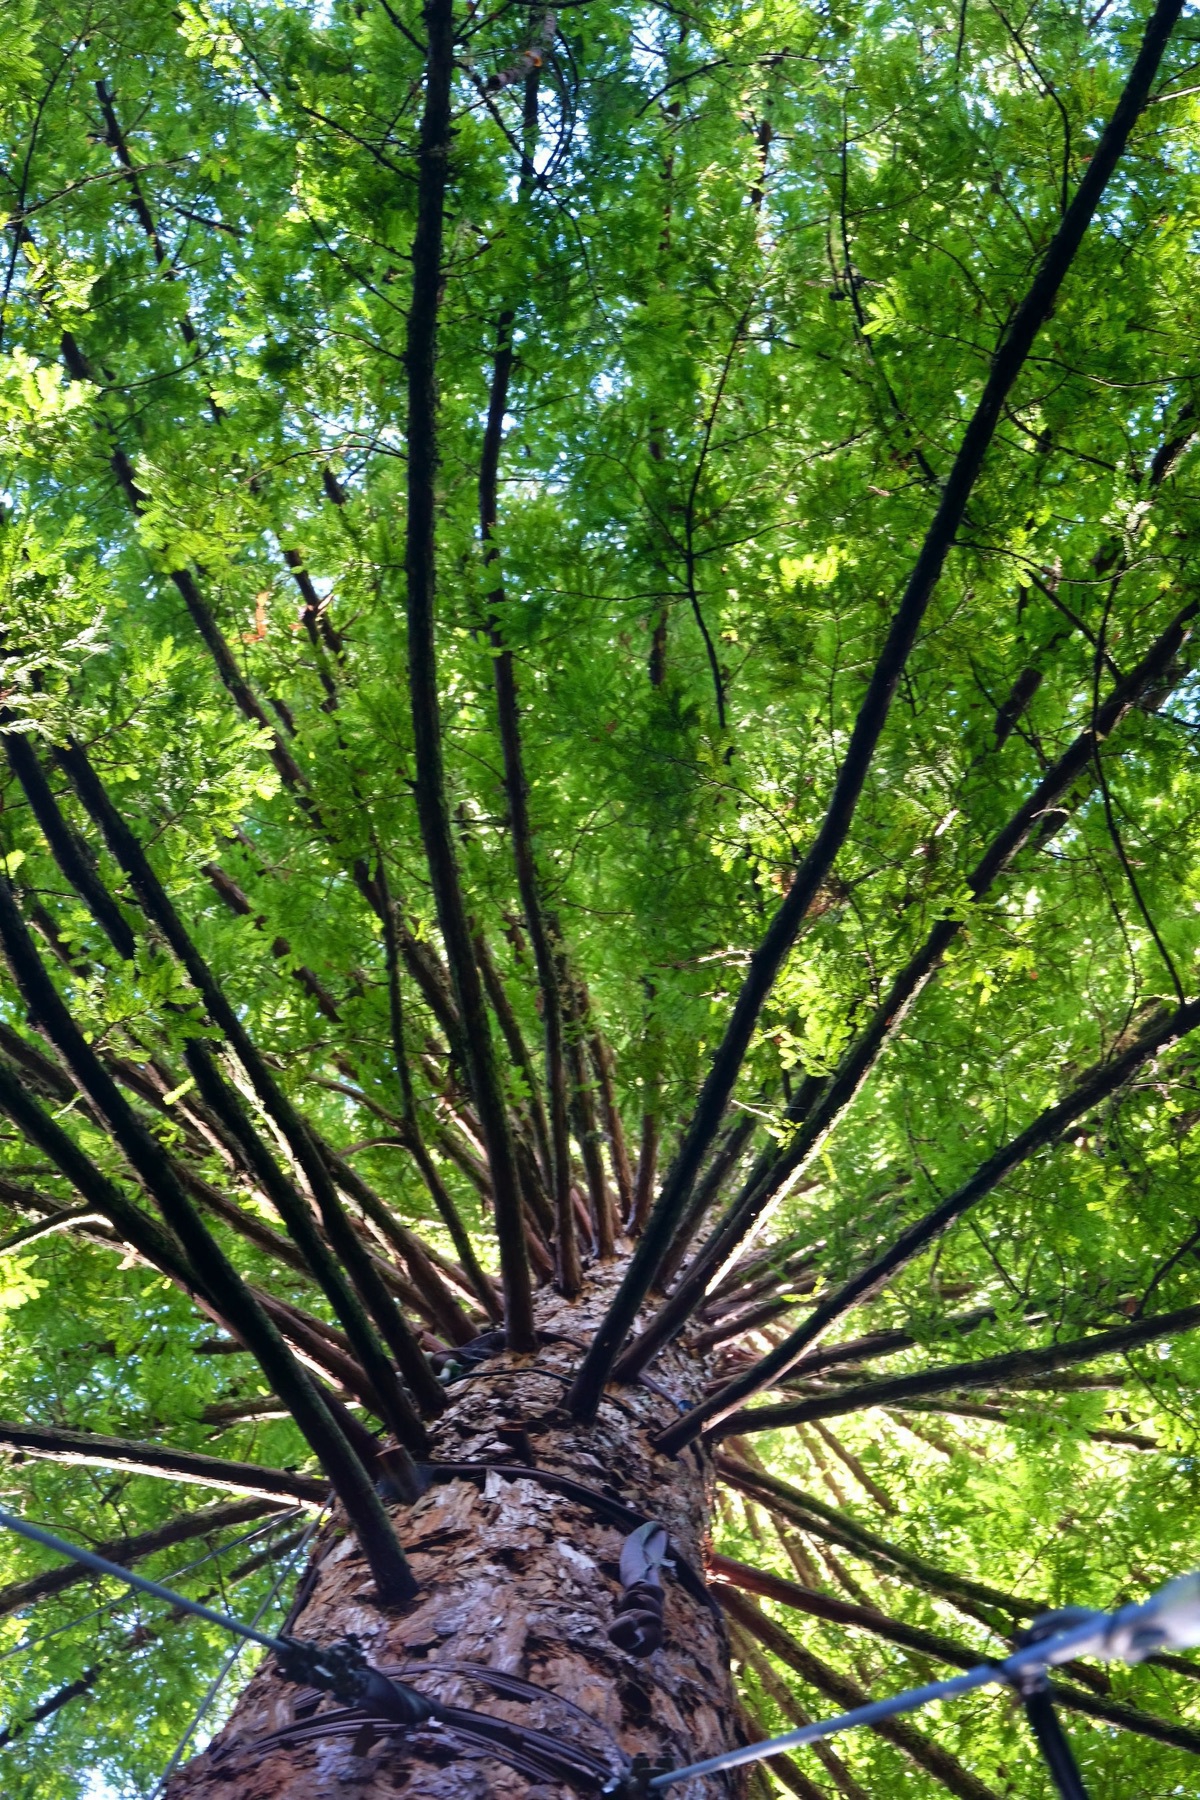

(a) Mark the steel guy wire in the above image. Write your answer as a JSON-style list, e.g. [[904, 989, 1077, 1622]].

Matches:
[[147, 1514, 321, 1799], [4, 1500, 1200, 1799], [639, 1574, 1200, 1791], [0, 1511, 300, 1665], [0, 1504, 435, 1730], [0, 1510, 301, 1665], [0, 1507, 301, 1655]]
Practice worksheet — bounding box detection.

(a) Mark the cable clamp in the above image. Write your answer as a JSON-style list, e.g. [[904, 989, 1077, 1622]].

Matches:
[[601, 1752, 676, 1797], [1015, 1575, 1200, 1673], [274, 1634, 435, 1726]]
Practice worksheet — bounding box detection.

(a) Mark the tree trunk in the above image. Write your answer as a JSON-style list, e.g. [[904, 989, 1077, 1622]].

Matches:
[[166, 1261, 744, 1799]]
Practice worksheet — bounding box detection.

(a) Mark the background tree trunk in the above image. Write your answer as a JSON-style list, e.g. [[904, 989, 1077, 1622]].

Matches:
[[166, 1262, 745, 1799]]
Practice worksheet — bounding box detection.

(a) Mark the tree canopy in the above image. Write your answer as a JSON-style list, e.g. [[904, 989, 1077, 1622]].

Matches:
[[2, 0, 1200, 1793]]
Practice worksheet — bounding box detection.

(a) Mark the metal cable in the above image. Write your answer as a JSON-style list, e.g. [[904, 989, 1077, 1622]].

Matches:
[[0, 1506, 294, 1656], [4, 1501, 1198, 1800], [0, 1504, 437, 1735], [147, 1515, 321, 1798], [0, 1511, 301, 1665], [643, 1575, 1200, 1791]]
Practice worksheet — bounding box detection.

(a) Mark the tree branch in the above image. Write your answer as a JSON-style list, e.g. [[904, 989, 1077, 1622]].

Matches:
[[658, 990, 1200, 1453], [53, 737, 443, 1420], [2, 729, 136, 958], [6, 728, 437, 1451], [0, 1420, 325, 1506], [0, 876, 416, 1604], [472, 925, 552, 1179], [719, 1300, 1200, 1436], [616, 592, 1200, 1383], [181, 1039, 437, 1442], [713, 1555, 1200, 1755], [583, 996, 635, 1225], [717, 1455, 1200, 1682], [568, 0, 1186, 1419], [381, 883, 503, 1320], [404, 0, 535, 1346], [720, 1584, 1004, 1800], [735, 1638, 871, 1800]]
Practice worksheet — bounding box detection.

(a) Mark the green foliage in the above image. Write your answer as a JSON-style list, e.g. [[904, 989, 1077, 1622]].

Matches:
[[1, 0, 1200, 1793]]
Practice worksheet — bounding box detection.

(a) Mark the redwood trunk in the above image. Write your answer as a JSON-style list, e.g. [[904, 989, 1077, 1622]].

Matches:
[[166, 1263, 743, 1798]]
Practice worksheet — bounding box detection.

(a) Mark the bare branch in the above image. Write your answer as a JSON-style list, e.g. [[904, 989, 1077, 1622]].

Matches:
[[721, 1585, 1004, 1800], [568, 0, 1187, 1419], [658, 992, 1200, 1453], [54, 738, 443, 1421], [714, 1555, 1200, 1754], [404, 0, 535, 1345], [616, 593, 1200, 1384], [0, 1420, 325, 1507], [718, 1300, 1200, 1437], [0, 877, 415, 1604]]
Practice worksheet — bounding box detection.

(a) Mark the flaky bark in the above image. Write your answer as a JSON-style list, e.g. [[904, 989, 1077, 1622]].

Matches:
[[166, 1262, 745, 1800]]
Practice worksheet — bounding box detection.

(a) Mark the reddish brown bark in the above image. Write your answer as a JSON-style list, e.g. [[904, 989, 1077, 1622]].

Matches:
[[166, 1263, 744, 1799]]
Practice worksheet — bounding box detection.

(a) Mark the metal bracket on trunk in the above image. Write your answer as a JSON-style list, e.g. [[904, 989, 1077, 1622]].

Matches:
[[601, 1753, 676, 1797], [273, 1634, 435, 1726], [608, 1520, 671, 1657]]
